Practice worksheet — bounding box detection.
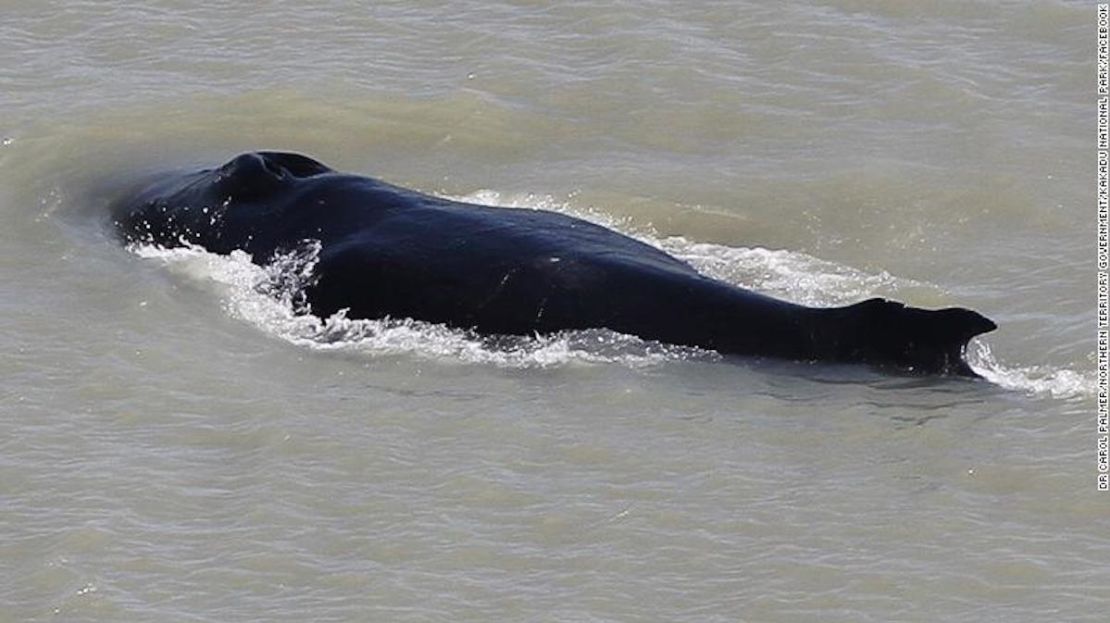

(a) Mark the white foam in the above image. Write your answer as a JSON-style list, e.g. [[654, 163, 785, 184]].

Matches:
[[662, 241, 913, 307], [452, 190, 917, 307], [967, 341, 1094, 400]]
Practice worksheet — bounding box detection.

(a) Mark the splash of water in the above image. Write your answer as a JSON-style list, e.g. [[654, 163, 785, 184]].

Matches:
[[967, 341, 1094, 400]]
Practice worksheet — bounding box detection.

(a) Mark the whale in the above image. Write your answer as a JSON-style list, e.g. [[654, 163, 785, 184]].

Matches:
[[110, 151, 996, 376]]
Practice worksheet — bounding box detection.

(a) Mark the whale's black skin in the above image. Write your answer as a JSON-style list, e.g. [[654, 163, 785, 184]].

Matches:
[[111, 152, 996, 376]]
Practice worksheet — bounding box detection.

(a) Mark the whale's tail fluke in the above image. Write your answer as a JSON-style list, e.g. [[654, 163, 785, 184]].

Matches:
[[828, 298, 997, 376]]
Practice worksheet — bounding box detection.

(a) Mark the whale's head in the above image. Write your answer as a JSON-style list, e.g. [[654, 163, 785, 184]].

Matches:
[[110, 152, 334, 252], [212, 152, 333, 201]]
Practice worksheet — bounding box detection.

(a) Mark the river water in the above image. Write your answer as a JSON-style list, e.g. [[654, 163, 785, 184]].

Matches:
[[0, 1, 1105, 621]]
